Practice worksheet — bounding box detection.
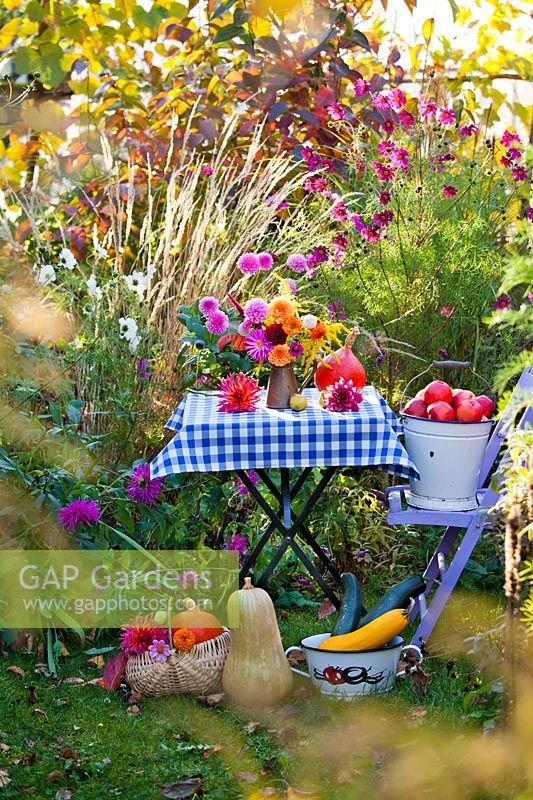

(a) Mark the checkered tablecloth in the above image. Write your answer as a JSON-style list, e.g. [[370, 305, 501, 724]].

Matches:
[[149, 387, 418, 480]]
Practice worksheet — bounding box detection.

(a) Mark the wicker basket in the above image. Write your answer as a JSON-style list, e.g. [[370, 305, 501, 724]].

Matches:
[[125, 630, 231, 697]]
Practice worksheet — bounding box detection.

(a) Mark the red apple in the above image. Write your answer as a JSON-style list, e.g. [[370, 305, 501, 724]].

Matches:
[[451, 389, 475, 410], [456, 399, 484, 422], [404, 398, 428, 418], [415, 389, 426, 400], [424, 380, 453, 406], [475, 395, 495, 418], [427, 401, 456, 421]]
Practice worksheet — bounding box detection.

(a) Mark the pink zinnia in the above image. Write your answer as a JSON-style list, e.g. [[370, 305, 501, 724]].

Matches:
[[287, 254, 308, 273], [148, 639, 171, 662], [371, 161, 395, 181], [436, 107, 456, 125], [354, 78, 370, 96], [244, 298, 269, 324], [59, 499, 101, 532], [244, 329, 272, 361], [237, 253, 260, 274], [327, 103, 345, 121], [127, 464, 163, 505], [199, 296, 219, 316], [500, 129, 521, 147], [372, 94, 390, 111], [120, 627, 168, 656], [418, 99, 436, 119], [324, 378, 363, 412], [387, 88, 406, 110], [258, 252, 274, 271], [512, 166, 528, 182], [206, 310, 229, 335], [442, 185, 458, 197], [399, 110, 415, 127]]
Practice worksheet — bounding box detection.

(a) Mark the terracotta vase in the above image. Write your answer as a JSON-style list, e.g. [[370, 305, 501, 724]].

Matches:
[[266, 365, 298, 409]]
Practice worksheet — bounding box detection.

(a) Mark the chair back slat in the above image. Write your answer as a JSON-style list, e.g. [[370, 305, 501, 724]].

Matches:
[[477, 365, 533, 488]]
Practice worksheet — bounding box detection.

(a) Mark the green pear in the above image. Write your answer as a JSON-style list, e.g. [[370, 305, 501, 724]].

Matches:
[[289, 393, 307, 412]]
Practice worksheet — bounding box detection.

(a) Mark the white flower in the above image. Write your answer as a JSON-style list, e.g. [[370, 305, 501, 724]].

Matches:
[[58, 247, 77, 270], [37, 264, 56, 285], [128, 335, 140, 354], [119, 316, 139, 343], [123, 271, 149, 300], [86, 274, 101, 298], [302, 314, 318, 329], [94, 242, 108, 258]]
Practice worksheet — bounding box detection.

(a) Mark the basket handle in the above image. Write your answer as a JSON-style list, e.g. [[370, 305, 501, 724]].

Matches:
[[431, 360, 470, 369]]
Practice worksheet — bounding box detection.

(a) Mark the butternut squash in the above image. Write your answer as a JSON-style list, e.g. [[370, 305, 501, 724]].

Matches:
[[222, 577, 293, 708], [319, 607, 410, 652]]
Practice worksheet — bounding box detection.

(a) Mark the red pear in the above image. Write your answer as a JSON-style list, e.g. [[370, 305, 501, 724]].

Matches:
[[424, 380, 453, 406], [427, 401, 456, 421]]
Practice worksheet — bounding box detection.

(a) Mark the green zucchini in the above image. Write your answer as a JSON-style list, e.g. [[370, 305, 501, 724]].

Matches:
[[331, 573, 363, 636], [356, 575, 426, 629]]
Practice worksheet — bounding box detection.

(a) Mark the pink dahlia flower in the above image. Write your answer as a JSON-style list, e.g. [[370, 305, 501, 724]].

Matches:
[[258, 252, 274, 271], [324, 378, 363, 412], [127, 464, 163, 505], [237, 253, 260, 274], [59, 499, 101, 532], [206, 310, 229, 335], [199, 296, 219, 316], [119, 626, 168, 656], [244, 298, 269, 324]]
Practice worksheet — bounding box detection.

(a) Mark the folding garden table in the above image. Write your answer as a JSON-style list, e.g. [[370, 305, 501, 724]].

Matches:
[[149, 386, 418, 607]]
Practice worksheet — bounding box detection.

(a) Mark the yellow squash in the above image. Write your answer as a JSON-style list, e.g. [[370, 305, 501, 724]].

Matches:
[[319, 607, 409, 652]]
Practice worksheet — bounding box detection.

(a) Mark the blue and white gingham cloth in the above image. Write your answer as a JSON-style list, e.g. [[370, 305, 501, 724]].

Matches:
[[150, 387, 418, 480]]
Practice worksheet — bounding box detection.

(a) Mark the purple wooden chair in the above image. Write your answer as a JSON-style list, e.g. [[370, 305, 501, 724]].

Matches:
[[386, 365, 533, 649]]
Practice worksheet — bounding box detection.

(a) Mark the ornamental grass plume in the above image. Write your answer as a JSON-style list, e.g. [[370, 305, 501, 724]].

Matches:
[[324, 378, 363, 412], [127, 463, 163, 505], [217, 372, 261, 413], [119, 626, 168, 656], [58, 499, 101, 532]]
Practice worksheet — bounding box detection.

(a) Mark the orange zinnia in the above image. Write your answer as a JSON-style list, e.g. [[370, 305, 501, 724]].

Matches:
[[268, 298, 295, 324], [309, 321, 327, 340], [282, 316, 303, 336], [268, 344, 293, 367], [173, 627, 196, 652]]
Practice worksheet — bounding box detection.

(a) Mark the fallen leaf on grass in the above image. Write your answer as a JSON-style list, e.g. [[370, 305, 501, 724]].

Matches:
[[287, 650, 306, 667], [411, 664, 430, 698], [34, 663, 52, 678], [55, 789, 73, 800], [6, 666, 25, 677], [127, 704, 140, 716], [57, 747, 79, 761], [173, 732, 189, 741], [33, 708, 47, 717], [26, 686, 38, 704], [85, 655, 105, 670], [0, 770, 11, 788], [160, 775, 203, 798], [242, 721, 261, 734], [48, 770, 67, 783], [12, 754, 36, 766], [52, 698, 70, 708], [196, 693, 224, 708], [102, 652, 127, 691], [202, 744, 223, 758], [11, 632, 33, 653], [83, 677, 104, 687], [62, 677, 85, 685], [235, 770, 257, 784], [0, 743, 10, 752], [127, 690, 142, 704], [318, 600, 336, 620]]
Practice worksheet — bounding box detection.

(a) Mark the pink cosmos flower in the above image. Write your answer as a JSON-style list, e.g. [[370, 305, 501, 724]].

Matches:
[[237, 253, 261, 274], [436, 107, 456, 125], [525, 207, 533, 222], [199, 296, 219, 316], [351, 214, 365, 232], [387, 88, 406, 110], [59, 499, 101, 532], [372, 94, 390, 111], [399, 110, 415, 127], [442, 185, 458, 197], [506, 148, 522, 161], [378, 190, 391, 205], [418, 99, 437, 119], [148, 639, 171, 662], [244, 298, 269, 324], [512, 166, 528, 182], [377, 140, 396, 156], [309, 245, 328, 264], [327, 103, 346, 121], [492, 295, 512, 311], [371, 161, 395, 181], [500, 156, 513, 169], [127, 463, 164, 505], [459, 124, 479, 136], [201, 166, 213, 175], [332, 233, 348, 250], [389, 147, 409, 170], [373, 209, 394, 227], [258, 252, 274, 270], [206, 310, 229, 335], [244, 329, 272, 361], [354, 78, 370, 96], [381, 119, 395, 134], [500, 129, 521, 147], [361, 225, 382, 242], [331, 201, 349, 221], [288, 340, 304, 358], [287, 254, 308, 273]]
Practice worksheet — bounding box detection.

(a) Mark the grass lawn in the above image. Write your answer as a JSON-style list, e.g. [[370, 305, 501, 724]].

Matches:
[[0, 600, 503, 800]]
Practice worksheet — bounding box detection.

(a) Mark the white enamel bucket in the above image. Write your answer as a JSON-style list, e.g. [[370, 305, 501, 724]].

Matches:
[[285, 634, 421, 699], [402, 414, 493, 511]]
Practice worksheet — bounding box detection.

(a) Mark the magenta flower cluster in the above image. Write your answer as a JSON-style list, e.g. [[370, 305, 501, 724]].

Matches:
[[58, 499, 101, 532], [127, 463, 163, 505]]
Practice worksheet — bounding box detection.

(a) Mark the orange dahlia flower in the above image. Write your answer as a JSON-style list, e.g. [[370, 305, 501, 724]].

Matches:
[[309, 321, 327, 340], [173, 628, 196, 652], [282, 316, 303, 336], [268, 298, 295, 324], [268, 344, 293, 367]]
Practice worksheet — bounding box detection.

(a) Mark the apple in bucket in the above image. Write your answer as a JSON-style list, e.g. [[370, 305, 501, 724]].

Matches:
[[475, 395, 496, 418], [423, 380, 453, 406], [451, 389, 475, 410], [403, 398, 428, 418], [427, 401, 456, 421], [456, 398, 484, 422]]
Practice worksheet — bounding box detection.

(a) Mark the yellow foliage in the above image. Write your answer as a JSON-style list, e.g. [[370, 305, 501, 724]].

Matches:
[[20, 101, 65, 134]]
